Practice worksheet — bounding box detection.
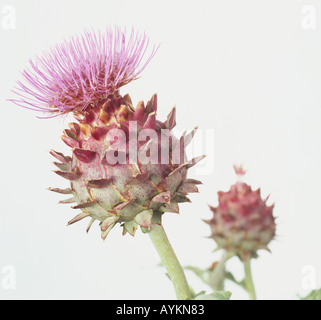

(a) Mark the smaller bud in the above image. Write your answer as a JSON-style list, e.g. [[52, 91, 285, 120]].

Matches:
[[206, 166, 276, 261]]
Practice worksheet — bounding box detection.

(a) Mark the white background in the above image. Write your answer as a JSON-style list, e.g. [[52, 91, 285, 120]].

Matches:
[[0, 0, 321, 300]]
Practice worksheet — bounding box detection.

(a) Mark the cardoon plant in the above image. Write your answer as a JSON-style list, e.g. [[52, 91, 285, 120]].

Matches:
[[11, 27, 205, 300]]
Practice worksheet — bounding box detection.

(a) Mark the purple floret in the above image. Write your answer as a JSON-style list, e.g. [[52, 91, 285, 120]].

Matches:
[[11, 27, 157, 115]]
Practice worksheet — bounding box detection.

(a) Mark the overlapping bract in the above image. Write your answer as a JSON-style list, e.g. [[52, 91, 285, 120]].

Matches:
[[50, 93, 204, 239], [206, 168, 276, 261]]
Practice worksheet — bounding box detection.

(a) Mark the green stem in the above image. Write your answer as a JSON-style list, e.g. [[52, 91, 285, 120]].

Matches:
[[244, 260, 256, 300], [209, 251, 234, 291], [149, 223, 191, 300]]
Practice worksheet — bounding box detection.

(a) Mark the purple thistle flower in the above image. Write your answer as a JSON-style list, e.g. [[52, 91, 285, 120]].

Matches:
[[11, 27, 158, 115]]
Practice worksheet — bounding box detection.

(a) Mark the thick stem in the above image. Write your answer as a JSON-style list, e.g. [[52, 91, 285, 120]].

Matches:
[[244, 260, 256, 300], [148, 223, 191, 300]]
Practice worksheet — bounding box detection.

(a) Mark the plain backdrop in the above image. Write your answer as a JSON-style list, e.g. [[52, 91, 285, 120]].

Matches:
[[0, 0, 321, 300]]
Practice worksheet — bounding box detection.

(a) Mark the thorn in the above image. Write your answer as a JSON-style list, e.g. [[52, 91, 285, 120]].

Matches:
[[101, 222, 116, 240], [113, 200, 135, 212], [137, 139, 153, 160], [133, 100, 145, 120], [72, 201, 96, 209], [67, 212, 90, 225], [146, 94, 157, 114], [183, 126, 198, 147], [53, 162, 71, 172], [50, 150, 71, 163], [68, 122, 80, 136], [158, 201, 179, 213], [122, 227, 128, 236], [164, 106, 176, 130], [184, 178, 203, 185], [86, 218, 95, 233], [48, 187, 72, 194], [59, 197, 77, 204], [186, 155, 206, 169], [151, 190, 171, 204], [173, 194, 191, 203], [167, 163, 187, 177], [53, 170, 80, 181], [61, 135, 79, 148], [101, 216, 119, 232], [131, 162, 141, 174], [64, 129, 78, 140], [208, 204, 217, 213], [123, 93, 133, 108], [143, 111, 156, 130], [202, 218, 212, 225], [178, 182, 199, 194]]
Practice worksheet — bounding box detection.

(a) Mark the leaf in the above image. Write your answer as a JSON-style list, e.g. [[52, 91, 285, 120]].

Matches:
[[208, 263, 226, 291], [192, 290, 206, 299], [300, 288, 321, 300], [186, 265, 228, 291], [186, 264, 228, 292], [185, 266, 208, 283], [194, 291, 232, 300], [225, 272, 247, 290]]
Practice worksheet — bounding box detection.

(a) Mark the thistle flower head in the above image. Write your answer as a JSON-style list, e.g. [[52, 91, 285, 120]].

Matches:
[[11, 27, 157, 115], [12, 27, 204, 239], [206, 166, 276, 261]]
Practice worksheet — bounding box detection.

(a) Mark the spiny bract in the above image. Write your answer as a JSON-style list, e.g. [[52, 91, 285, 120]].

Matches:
[[205, 167, 276, 261], [12, 27, 204, 239], [50, 92, 204, 239]]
